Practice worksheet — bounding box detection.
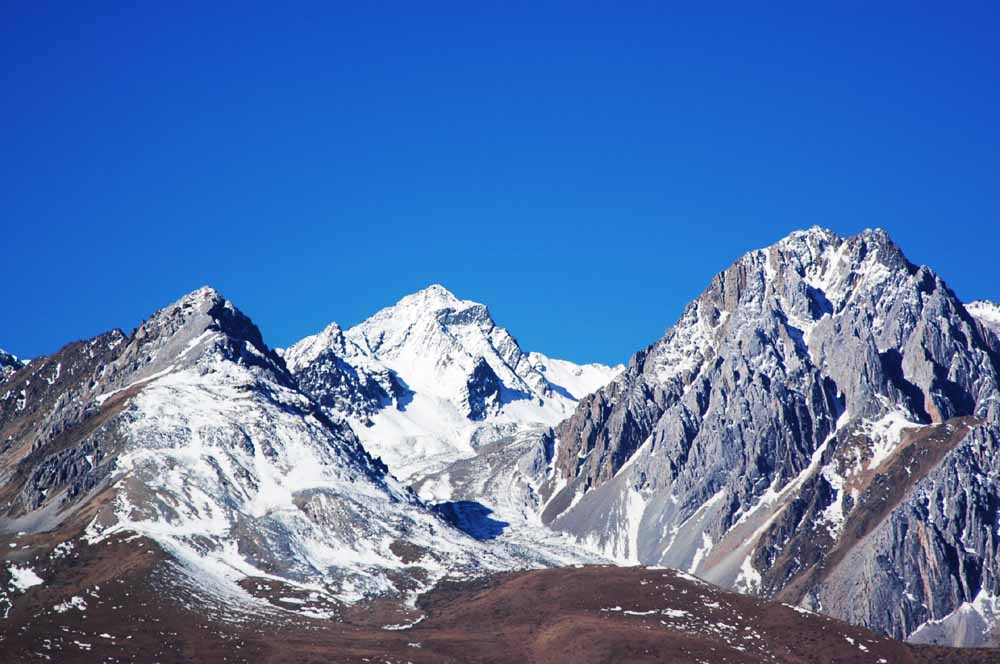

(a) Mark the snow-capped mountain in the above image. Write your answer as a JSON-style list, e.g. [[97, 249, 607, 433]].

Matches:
[[0, 349, 23, 383], [968, 299, 1000, 336], [542, 227, 1000, 646], [283, 284, 622, 481], [4, 238, 1000, 661], [0, 287, 541, 618]]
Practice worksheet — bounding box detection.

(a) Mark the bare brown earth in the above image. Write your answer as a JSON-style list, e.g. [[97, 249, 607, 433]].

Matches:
[[2, 533, 999, 664]]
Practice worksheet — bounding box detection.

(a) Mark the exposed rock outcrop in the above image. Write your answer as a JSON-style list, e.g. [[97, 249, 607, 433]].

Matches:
[[544, 227, 1000, 645]]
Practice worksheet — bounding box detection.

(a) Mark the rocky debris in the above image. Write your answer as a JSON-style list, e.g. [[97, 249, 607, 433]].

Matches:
[[543, 227, 1000, 645]]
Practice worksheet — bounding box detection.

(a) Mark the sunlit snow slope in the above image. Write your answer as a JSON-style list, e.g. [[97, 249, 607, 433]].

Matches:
[[282, 285, 622, 481], [0, 287, 536, 613]]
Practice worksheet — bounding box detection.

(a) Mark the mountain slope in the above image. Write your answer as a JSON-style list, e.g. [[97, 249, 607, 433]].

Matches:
[[541, 227, 1000, 645], [3, 560, 993, 663], [283, 284, 622, 481], [0, 287, 532, 620]]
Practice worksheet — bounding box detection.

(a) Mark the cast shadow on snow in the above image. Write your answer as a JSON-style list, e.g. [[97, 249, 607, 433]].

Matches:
[[543, 381, 576, 401], [386, 371, 415, 411], [432, 501, 509, 540]]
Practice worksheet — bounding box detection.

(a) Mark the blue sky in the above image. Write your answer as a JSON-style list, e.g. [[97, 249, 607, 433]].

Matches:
[[2, 2, 998, 365]]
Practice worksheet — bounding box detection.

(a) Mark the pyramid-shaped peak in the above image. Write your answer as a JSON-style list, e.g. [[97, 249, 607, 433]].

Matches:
[[280, 320, 347, 372], [418, 283, 454, 297], [357, 284, 493, 337], [397, 284, 470, 309], [133, 285, 273, 362], [176, 285, 225, 307], [140, 285, 234, 333]]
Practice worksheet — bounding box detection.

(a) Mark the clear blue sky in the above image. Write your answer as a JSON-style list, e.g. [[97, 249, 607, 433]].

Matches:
[[2, 2, 998, 365]]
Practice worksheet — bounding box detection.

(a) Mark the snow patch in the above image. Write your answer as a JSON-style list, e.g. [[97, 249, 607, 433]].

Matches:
[[7, 564, 43, 592]]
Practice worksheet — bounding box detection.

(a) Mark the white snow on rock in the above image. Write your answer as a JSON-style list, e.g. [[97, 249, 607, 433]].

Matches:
[[285, 285, 622, 481], [967, 300, 1000, 334], [85, 353, 513, 607], [526, 351, 625, 402], [53, 596, 87, 613], [74, 287, 530, 610], [0, 348, 24, 384], [7, 564, 43, 592], [860, 410, 920, 470]]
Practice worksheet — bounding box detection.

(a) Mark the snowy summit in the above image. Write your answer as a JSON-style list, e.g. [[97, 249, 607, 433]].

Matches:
[[283, 284, 623, 480]]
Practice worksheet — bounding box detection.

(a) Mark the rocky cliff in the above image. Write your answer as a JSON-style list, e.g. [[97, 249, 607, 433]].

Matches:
[[543, 227, 1000, 645]]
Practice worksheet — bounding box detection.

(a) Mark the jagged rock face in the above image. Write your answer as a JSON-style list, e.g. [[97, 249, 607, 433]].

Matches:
[[543, 227, 1000, 645], [283, 284, 622, 480], [0, 287, 521, 609], [289, 323, 407, 422], [465, 357, 503, 421], [794, 420, 1000, 645], [1, 331, 128, 515]]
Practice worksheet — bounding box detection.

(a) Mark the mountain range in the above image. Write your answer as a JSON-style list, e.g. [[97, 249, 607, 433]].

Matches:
[[2, 227, 1000, 662]]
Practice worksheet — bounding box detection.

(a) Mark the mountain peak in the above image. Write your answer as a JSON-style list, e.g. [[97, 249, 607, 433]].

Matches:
[[743, 226, 915, 311], [119, 285, 284, 388], [417, 282, 456, 297], [137, 286, 238, 340], [782, 225, 838, 243], [356, 284, 494, 347], [0, 347, 23, 383], [395, 283, 470, 311], [769, 226, 899, 255], [545, 223, 1000, 648], [284, 283, 622, 479], [179, 284, 223, 304], [280, 320, 347, 372]]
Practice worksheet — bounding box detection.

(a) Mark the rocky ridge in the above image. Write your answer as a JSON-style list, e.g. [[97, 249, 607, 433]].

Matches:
[[542, 227, 1000, 646]]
